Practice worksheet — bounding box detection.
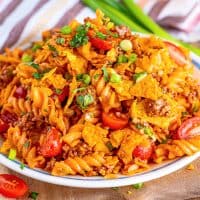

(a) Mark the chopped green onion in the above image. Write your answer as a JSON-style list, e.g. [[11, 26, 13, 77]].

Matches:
[[8, 149, 16, 160], [82, 74, 91, 85], [120, 39, 132, 51], [110, 73, 121, 83], [56, 37, 65, 45], [133, 72, 147, 83], [76, 94, 94, 110], [132, 182, 144, 189], [106, 141, 114, 151], [55, 88, 62, 95], [20, 163, 25, 170], [32, 44, 42, 52], [33, 72, 43, 80], [26, 62, 39, 70], [93, 74, 100, 80], [82, 0, 148, 33], [22, 54, 33, 63], [102, 66, 109, 82], [77, 74, 91, 85], [144, 127, 156, 141], [74, 87, 87, 93], [96, 32, 107, 39], [129, 53, 137, 63], [48, 44, 58, 53], [76, 94, 93, 109], [117, 54, 128, 63], [29, 191, 39, 200], [61, 25, 72, 34]]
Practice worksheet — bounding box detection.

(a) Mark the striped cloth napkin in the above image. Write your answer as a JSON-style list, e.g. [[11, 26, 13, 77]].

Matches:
[[0, 0, 200, 53], [0, 1, 200, 200]]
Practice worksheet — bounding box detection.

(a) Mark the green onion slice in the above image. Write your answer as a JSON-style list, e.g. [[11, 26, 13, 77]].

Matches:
[[133, 72, 147, 83], [61, 25, 72, 34], [8, 149, 16, 160], [132, 182, 144, 189]]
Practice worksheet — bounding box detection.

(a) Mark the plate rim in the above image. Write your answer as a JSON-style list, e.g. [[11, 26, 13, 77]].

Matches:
[[1, 35, 200, 188]]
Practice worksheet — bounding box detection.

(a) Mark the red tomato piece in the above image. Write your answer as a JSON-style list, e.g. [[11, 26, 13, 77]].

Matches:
[[164, 41, 187, 66], [133, 144, 153, 160], [102, 112, 128, 130], [88, 30, 112, 51], [0, 110, 17, 124], [174, 117, 200, 139], [13, 86, 27, 99], [57, 86, 69, 103], [0, 120, 9, 134], [0, 174, 28, 198], [89, 37, 112, 51], [40, 127, 62, 157]]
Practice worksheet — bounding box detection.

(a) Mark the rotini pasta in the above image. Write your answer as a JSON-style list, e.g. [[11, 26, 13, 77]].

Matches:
[[0, 10, 200, 177], [0, 127, 45, 168]]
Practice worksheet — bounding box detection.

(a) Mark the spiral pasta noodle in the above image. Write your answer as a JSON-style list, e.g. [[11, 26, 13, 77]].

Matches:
[[91, 72, 120, 112], [154, 136, 200, 163], [0, 126, 45, 168], [52, 152, 105, 176]]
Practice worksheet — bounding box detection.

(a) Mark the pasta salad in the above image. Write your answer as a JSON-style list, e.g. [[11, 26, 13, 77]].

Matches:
[[0, 10, 200, 177]]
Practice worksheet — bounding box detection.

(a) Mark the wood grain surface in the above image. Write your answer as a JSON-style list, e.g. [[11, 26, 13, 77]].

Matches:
[[0, 164, 125, 200]]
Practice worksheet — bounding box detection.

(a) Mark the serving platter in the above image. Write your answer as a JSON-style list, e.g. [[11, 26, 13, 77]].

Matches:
[[0, 38, 200, 188]]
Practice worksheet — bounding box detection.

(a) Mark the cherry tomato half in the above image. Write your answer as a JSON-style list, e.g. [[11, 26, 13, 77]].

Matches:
[[133, 143, 153, 160], [0, 174, 28, 198], [89, 37, 112, 51], [102, 112, 128, 130], [40, 127, 62, 157], [174, 117, 200, 139], [0, 110, 18, 124], [13, 86, 27, 99], [164, 41, 187, 66]]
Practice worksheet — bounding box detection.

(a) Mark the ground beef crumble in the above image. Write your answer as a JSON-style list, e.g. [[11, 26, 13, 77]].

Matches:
[[144, 98, 171, 117]]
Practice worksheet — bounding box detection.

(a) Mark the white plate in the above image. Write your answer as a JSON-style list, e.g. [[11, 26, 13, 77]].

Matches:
[[1, 38, 200, 188]]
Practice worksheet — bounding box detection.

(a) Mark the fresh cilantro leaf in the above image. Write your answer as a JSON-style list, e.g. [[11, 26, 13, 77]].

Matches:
[[33, 72, 43, 80], [70, 25, 89, 48]]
